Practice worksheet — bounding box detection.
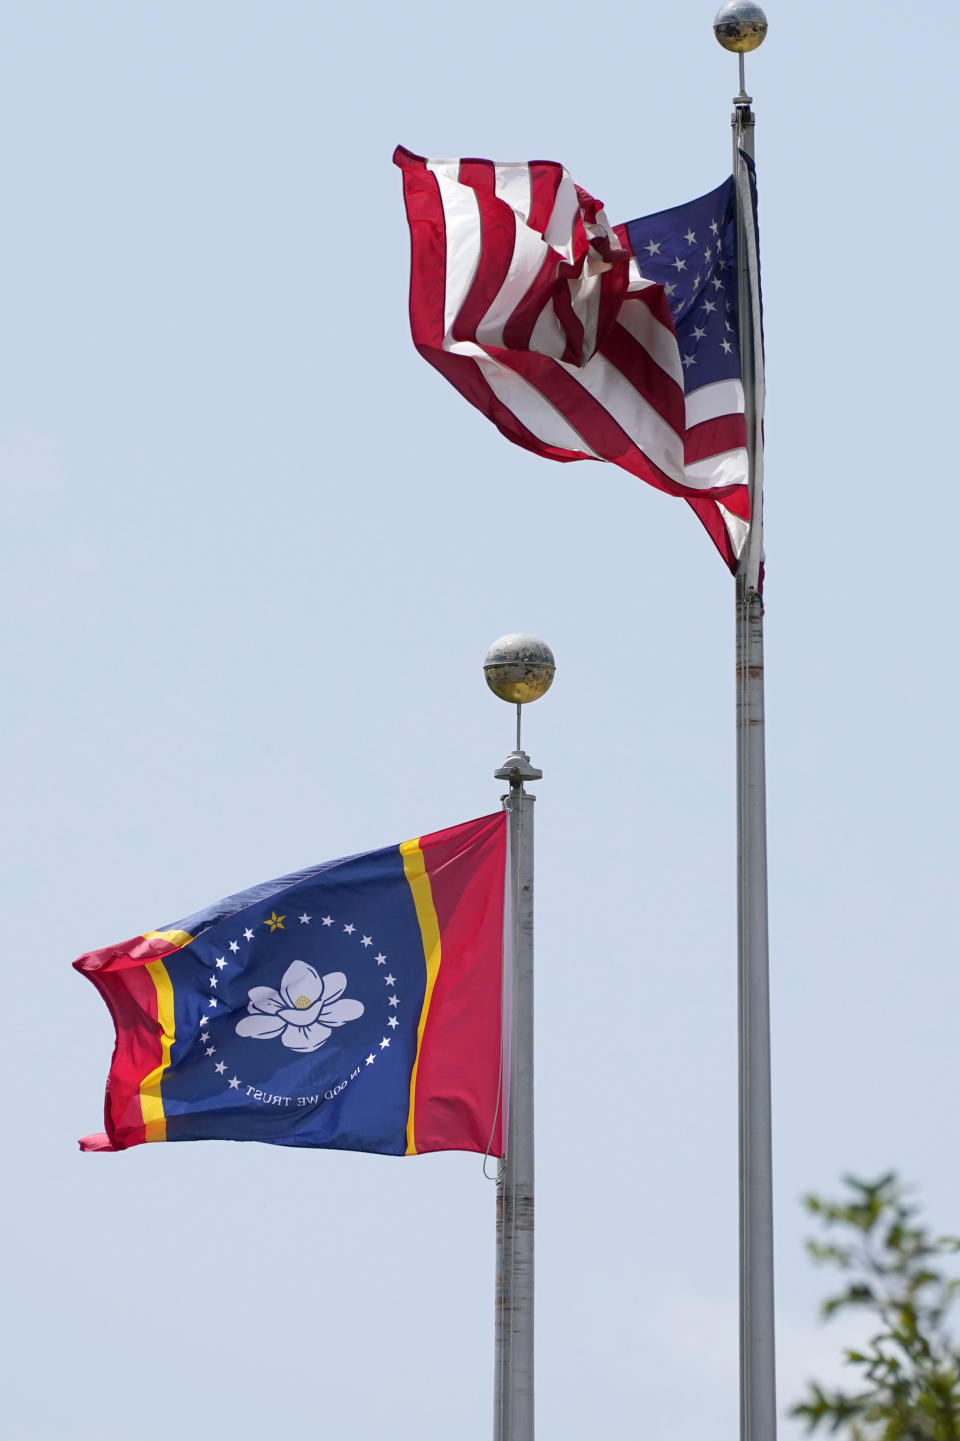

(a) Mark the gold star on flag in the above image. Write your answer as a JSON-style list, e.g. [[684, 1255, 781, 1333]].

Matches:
[[264, 911, 286, 932]]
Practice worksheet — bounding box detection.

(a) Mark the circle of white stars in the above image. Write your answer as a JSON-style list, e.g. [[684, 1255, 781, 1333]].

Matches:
[[195, 909, 400, 1097]]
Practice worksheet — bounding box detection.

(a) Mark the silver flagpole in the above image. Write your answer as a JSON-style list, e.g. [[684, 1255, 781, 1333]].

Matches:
[[483, 634, 555, 1441], [713, 7, 776, 1441]]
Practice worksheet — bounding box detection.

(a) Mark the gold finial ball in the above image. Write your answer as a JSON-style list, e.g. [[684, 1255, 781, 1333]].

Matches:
[[713, 1, 768, 51], [483, 634, 556, 705]]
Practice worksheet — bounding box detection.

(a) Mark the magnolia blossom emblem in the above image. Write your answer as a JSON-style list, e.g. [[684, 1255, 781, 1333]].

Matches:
[[236, 959, 364, 1054]]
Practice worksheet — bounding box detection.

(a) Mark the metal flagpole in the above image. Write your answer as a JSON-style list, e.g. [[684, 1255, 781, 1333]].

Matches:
[[482, 634, 555, 1441], [713, 7, 776, 1441]]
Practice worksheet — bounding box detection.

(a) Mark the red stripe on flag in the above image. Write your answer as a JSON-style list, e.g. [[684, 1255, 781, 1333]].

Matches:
[[501, 250, 559, 354], [684, 413, 747, 465], [527, 161, 563, 236], [599, 321, 686, 436], [592, 233, 632, 355], [496, 163, 566, 352], [555, 189, 593, 363], [411, 812, 506, 1156], [74, 934, 180, 1151], [553, 276, 585, 366], [452, 160, 516, 344], [395, 148, 447, 349], [719, 483, 750, 521]]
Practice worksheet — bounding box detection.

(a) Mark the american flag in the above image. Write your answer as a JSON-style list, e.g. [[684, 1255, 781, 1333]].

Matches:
[[394, 146, 758, 571]]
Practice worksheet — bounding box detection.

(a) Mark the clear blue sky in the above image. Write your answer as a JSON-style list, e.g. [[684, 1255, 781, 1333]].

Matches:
[[3, 2, 958, 1437]]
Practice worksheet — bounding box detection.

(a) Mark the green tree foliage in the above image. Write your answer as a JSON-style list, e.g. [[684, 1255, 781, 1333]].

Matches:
[[791, 1174, 960, 1441]]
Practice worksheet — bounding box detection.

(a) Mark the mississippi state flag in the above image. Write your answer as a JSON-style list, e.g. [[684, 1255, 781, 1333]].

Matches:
[[395, 147, 758, 571], [75, 814, 506, 1156]]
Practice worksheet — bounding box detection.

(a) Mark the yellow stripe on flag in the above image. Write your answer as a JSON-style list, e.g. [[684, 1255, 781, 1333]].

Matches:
[[400, 838, 442, 1155], [144, 928, 192, 950], [139, 930, 189, 1143]]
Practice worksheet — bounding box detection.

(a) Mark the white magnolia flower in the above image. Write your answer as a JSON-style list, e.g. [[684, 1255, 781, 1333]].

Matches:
[[235, 960, 364, 1054]]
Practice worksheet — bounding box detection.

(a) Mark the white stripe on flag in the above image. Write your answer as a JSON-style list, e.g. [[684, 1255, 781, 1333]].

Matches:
[[528, 304, 567, 361], [685, 447, 748, 491], [477, 211, 552, 350], [542, 173, 580, 259], [569, 269, 601, 362], [493, 163, 532, 225], [685, 377, 745, 427], [718, 503, 749, 558], [427, 162, 482, 340]]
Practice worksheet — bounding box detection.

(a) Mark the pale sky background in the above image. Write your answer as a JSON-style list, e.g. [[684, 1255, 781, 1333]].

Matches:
[[3, 2, 958, 1438]]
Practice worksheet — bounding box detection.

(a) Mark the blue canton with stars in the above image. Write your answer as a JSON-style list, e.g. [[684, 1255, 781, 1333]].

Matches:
[[623, 177, 741, 394], [157, 845, 428, 1154]]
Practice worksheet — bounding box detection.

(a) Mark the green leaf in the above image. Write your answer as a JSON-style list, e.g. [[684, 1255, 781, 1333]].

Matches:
[[793, 1173, 960, 1441]]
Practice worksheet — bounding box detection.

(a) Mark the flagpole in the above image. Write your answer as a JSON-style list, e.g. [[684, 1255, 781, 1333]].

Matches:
[[483, 635, 555, 1441], [713, 7, 776, 1441]]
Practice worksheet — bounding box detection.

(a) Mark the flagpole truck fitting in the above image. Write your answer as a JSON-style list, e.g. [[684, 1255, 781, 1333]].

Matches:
[[714, 0, 768, 98], [712, 0, 767, 53], [484, 632, 555, 770], [484, 632, 554, 1441]]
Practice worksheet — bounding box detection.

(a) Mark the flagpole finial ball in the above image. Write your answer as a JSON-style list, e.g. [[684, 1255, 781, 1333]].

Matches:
[[483, 634, 556, 704], [713, 1, 767, 51]]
